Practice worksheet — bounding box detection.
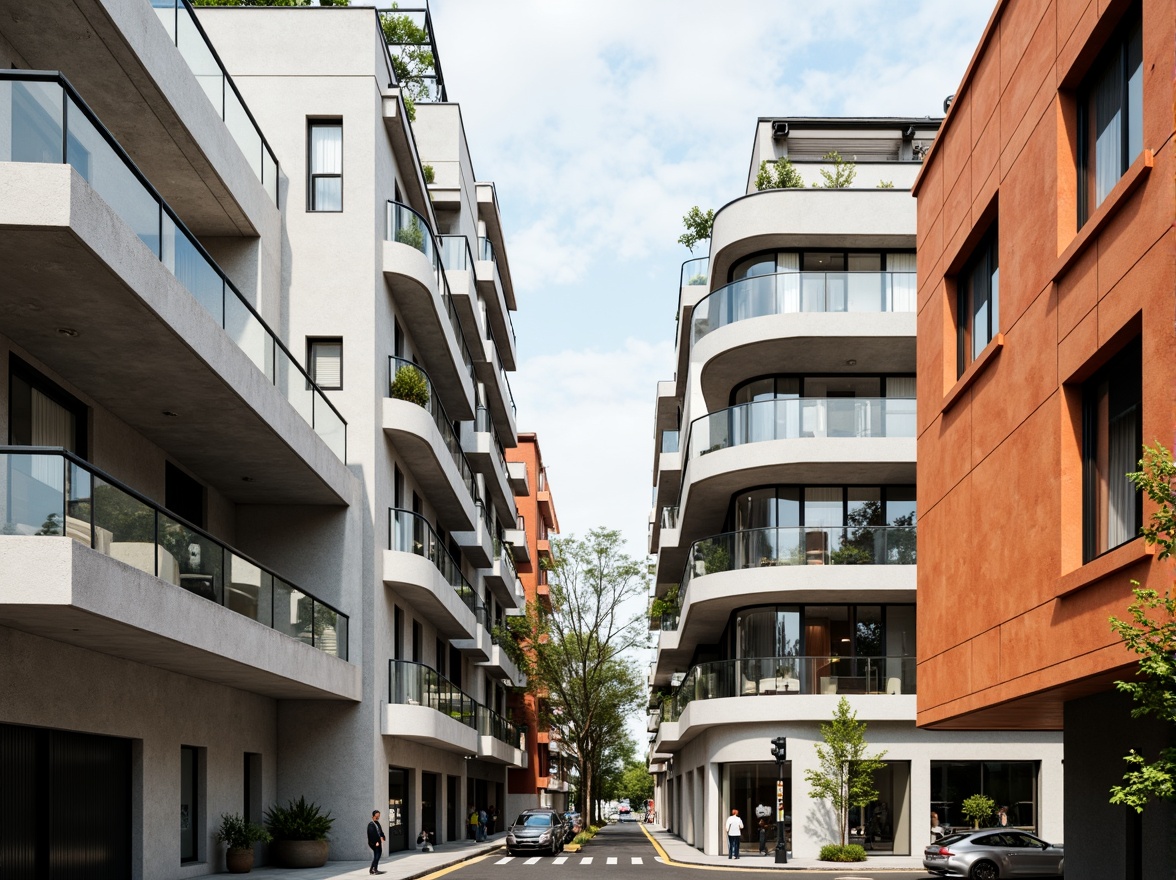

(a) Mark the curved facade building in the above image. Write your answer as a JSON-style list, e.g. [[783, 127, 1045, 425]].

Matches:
[[647, 117, 1063, 860]]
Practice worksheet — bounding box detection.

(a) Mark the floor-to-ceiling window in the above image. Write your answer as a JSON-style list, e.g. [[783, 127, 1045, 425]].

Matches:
[[725, 763, 791, 850], [930, 761, 1039, 833]]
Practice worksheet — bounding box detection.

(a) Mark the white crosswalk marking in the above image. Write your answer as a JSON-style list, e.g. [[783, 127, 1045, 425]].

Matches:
[[606, 857, 618, 865], [523, 856, 541, 865], [631, 856, 643, 864], [580, 856, 593, 864], [495, 857, 513, 865], [553, 856, 568, 864]]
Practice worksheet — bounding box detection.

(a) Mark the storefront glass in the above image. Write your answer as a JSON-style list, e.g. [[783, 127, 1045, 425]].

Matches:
[[929, 761, 1038, 833], [725, 762, 791, 850]]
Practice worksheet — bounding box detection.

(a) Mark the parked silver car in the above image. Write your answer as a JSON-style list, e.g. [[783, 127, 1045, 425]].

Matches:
[[923, 829, 1064, 879], [506, 809, 567, 857]]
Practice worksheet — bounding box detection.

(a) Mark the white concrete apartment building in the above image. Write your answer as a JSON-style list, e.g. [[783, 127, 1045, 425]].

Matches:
[[0, 3, 525, 877], [646, 118, 1064, 860]]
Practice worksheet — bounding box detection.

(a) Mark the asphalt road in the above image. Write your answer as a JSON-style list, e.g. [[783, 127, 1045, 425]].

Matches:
[[426, 822, 940, 880]]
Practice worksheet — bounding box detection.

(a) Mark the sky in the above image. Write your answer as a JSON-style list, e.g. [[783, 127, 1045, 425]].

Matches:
[[419, 0, 997, 754]]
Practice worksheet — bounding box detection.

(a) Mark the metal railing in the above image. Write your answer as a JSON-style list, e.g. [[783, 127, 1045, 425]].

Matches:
[[691, 270, 917, 348], [686, 397, 916, 459], [388, 357, 477, 508], [661, 655, 916, 720], [379, 6, 447, 102], [0, 72, 346, 460], [0, 448, 347, 658], [149, 0, 280, 203], [386, 201, 476, 386], [389, 660, 524, 749], [388, 508, 485, 624]]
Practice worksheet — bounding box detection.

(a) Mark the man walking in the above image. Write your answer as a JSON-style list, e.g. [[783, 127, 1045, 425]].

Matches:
[[367, 810, 386, 875], [725, 808, 744, 859]]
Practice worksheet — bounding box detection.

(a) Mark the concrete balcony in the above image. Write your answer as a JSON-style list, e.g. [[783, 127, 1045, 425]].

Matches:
[[383, 202, 476, 421], [382, 702, 478, 756], [484, 543, 522, 610], [438, 235, 491, 359], [0, 154, 348, 504], [474, 236, 517, 371], [507, 459, 529, 495], [477, 642, 524, 687], [453, 620, 493, 663], [504, 528, 530, 564], [462, 413, 517, 527], [385, 510, 480, 640], [476, 339, 518, 444]]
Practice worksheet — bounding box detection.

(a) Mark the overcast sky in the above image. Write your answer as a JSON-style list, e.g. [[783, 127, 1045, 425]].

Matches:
[[421, 0, 995, 753]]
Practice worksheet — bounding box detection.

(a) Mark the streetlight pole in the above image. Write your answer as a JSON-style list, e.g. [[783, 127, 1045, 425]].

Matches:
[[770, 736, 788, 864]]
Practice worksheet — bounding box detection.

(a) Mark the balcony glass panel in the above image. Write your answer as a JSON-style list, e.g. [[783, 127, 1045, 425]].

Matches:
[[687, 397, 915, 458], [0, 448, 348, 658], [153, 0, 280, 202], [388, 507, 481, 617], [438, 235, 473, 272], [681, 257, 709, 287], [0, 73, 346, 459], [691, 270, 917, 347], [662, 655, 916, 720], [388, 659, 519, 746], [660, 430, 680, 454]]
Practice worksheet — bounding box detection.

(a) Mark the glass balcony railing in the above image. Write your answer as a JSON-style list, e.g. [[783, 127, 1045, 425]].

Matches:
[[680, 257, 709, 288], [662, 655, 916, 721], [438, 234, 474, 272], [386, 202, 476, 387], [660, 430, 680, 455], [389, 660, 522, 748], [691, 270, 917, 347], [150, 0, 279, 203], [659, 506, 679, 530], [686, 397, 916, 459], [0, 72, 346, 460], [388, 357, 477, 507], [489, 342, 517, 421], [388, 507, 485, 624], [474, 406, 510, 485], [477, 236, 517, 349], [493, 530, 518, 582], [0, 448, 348, 658], [685, 525, 917, 579]]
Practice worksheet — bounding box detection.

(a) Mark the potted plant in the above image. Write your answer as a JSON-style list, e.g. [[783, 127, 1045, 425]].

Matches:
[[390, 364, 430, 407], [214, 813, 271, 874], [265, 796, 334, 868], [961, 793, 996, 829]]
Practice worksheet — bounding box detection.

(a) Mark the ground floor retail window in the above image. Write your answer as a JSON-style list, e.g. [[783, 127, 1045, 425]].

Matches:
[[847, 761, 910, 855], [930, 761, 1038, 833], [724, 762, 792, 850]]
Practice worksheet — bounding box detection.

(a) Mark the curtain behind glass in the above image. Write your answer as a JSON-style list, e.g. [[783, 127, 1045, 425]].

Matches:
[[1092, 50, 1124, 206], [1105, 400, 1139, 548], [887, 252, 917, 311]]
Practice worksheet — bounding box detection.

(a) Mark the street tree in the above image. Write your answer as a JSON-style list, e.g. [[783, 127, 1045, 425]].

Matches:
[[498, 528, 648, 826], [1109, 443, 1176, 811], [804, 696, 887, 847]]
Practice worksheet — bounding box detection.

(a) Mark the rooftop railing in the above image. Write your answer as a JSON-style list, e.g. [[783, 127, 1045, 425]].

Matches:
[[386, 201, 476, 387], [680, 257, 709, 288], [686, 397, 916, 459], [389, 660, 523, 749], [389, 357, 477, 509], [0, 448, 347, 658], [0, 72, 346, 460], [379, 6, 447, 102], [150, 0, 280, 203], [388, 507, 485, 625], [661, 655, 915, 721], [691, 270, 916, 348]]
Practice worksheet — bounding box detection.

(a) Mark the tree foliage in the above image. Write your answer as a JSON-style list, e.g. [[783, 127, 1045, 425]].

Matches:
[[381, 3, 435, 120], [613, 758, 655, 807], [960, 793, 996, 828], [677, 206, 714, 253], [499, 529, 648, 825], [816, 151, 857, 188], [804, 697, 887, 846], [754, 157, 806, 190], [1109, 443, 1176, 812]]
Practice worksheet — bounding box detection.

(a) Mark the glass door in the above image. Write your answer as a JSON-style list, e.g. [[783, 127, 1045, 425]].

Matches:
[[388, 767, 408, 852]]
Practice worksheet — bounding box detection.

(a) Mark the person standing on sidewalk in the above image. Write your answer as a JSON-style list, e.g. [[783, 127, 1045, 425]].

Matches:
[[725, 808, 744, 859], [367, 810, 386, 875]]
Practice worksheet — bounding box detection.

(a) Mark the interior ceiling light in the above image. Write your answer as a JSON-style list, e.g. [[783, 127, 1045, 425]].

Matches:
[[162, 410, 179, 418], [845, 359, 858, 366], [56, 327, 79, 337]]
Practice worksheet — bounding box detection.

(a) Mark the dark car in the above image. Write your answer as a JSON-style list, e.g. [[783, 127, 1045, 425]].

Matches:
[[506, 808, 567, 857], [923, 829, 1064, 879]]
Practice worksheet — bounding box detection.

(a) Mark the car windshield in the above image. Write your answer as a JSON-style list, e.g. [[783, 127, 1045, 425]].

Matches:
[[516, 814, 552, 827]]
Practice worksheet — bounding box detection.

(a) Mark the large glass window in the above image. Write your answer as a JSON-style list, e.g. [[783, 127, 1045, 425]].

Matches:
[[1082, 337, 1142, 561], [930, 761, 1039, 833], [1078, 12, 1143, 226], [308, 120, 343, 211], [725, 763, 791, 848], [956, 227, 999, 375]]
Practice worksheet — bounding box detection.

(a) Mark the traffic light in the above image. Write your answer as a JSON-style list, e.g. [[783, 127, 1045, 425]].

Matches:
[[770, 736, 787, 762]]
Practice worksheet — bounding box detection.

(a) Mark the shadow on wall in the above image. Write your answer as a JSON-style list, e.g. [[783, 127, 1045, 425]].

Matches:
[[802, 801, 839, 851]]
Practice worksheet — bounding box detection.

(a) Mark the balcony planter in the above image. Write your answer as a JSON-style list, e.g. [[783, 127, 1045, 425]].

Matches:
[[265, 797, 334, 869]]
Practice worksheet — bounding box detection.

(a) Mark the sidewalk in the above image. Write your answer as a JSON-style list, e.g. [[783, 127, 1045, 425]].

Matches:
[[236, 834, 506, 880], [641, 824, 927, 871]]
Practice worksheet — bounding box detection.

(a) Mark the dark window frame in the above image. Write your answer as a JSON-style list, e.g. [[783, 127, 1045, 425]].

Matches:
[[8, 355, 89, 458], [727, 247, 917, 284], [307, 119, 343, 212], [956, 226, 999, 377], [1077, 10, 1143, 228], [729, 373, 916, 407], [306, 336, 343, 390]]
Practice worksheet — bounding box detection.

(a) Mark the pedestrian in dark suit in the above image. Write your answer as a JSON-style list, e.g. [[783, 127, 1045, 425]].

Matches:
[[367, 810, 386, 875]]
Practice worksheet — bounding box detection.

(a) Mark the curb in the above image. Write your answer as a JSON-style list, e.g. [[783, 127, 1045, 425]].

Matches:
[[402, 844, 504, 880]]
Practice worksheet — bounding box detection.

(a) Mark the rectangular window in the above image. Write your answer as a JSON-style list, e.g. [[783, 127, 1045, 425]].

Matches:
[[180, 746, 199, 862], [956, 228, 999, 376], [307, 337, 342, 390], [307, 120, 342, 211], [1082, 337, 1142, 561], [1078, 14, 1143, 227]]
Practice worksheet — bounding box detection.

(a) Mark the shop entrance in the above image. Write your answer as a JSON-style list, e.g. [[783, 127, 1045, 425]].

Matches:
[[388, 767, 410, 852], [725, 762, 792, 853]]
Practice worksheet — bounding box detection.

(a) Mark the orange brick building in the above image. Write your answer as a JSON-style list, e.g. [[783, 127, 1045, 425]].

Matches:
[[913, 0, 1175, 873], [504, 433, 569, 817]]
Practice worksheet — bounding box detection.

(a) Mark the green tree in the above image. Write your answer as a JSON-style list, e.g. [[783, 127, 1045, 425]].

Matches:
[[815, 151, 857, 188], [614, 758, 655, 807], [380, 4, 435, 120], [1109, 443, 1176, 812], [499, 529, 648, 826], [754, 157, 806, 191], [960, 794, 996, 828], [804, 697, 887, 846], [677, 206, 713, 253]]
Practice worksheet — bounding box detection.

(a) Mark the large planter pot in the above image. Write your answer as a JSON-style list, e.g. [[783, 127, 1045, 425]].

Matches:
[[270, 839, 329, 868], [225, 848, 255, 874]]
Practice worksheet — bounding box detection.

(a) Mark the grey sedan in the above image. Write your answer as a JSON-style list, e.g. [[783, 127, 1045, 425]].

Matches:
[[923, 829, 1064, 879]]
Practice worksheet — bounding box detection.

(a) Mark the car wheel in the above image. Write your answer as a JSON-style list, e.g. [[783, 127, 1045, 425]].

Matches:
[[970, 860, 1000, 880]]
